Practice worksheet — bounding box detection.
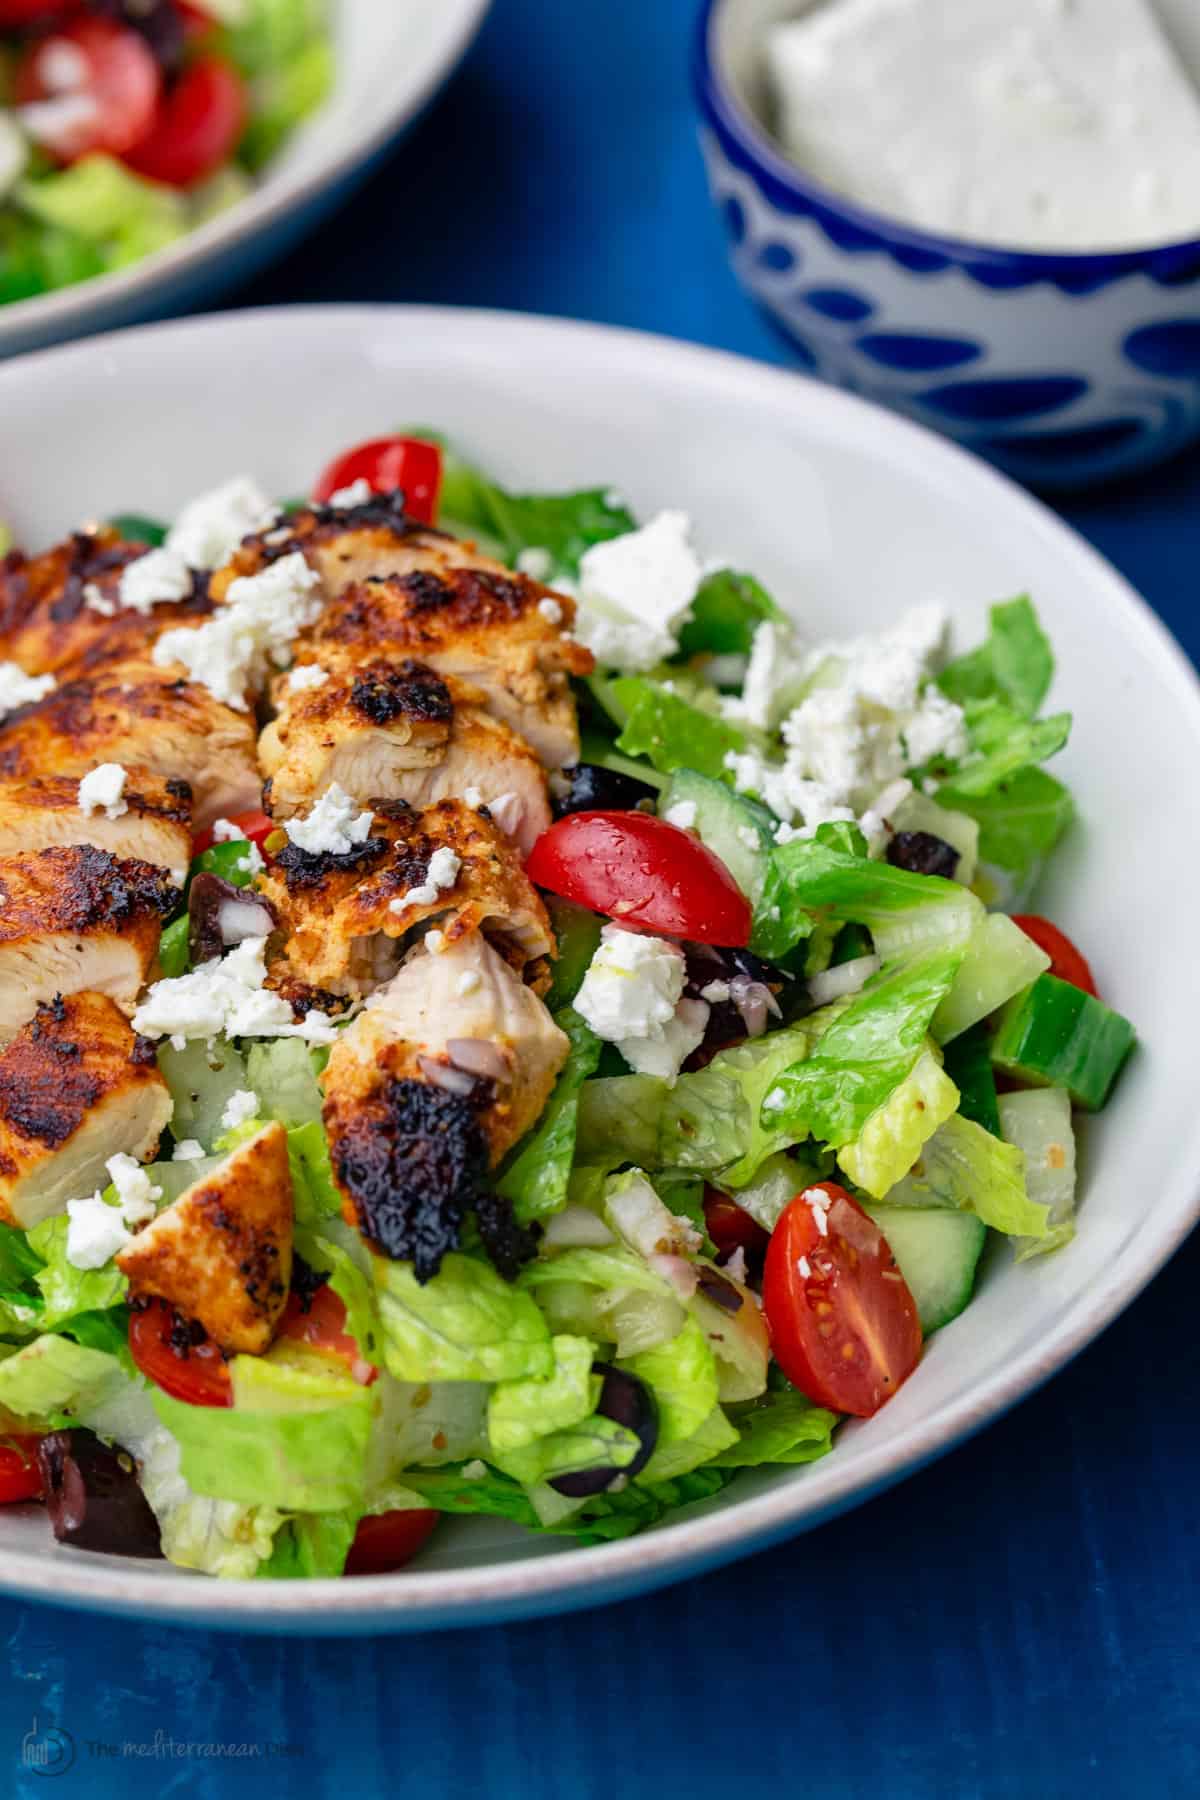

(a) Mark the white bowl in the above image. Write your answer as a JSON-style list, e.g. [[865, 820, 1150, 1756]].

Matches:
[[0, 305, 1196, 1633], [0, 2, 490, 360]]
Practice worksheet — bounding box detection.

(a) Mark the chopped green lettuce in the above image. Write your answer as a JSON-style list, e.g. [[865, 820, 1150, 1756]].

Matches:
[[938, 596, 1054, 719], [622, 1316, 719, 1450], [612, 676, 748, 780], [27, 1213, 128, 1330], [676, 569, 784, 659], [374, 1252, 552, 1383], [640, 1404, 739, 1482], [426, 438, 634, 574], [490, 1414, 642, 1489], [0, 1333, 124, 1422], [245, 1038, 324, 1127], [17, 156, 188, 265], [487, 1334, 598, 1453], [287, 1120, 342, 1224], [941, 704, 1071, 798], [940, 767, 1074, 897], [885, 1113, 1048, 1239], [258, 1509, 358, 1580], [837, 1048, 960, 1199], [713, 1390, 839, 1467], [754, 837, 982, 963], [497, 1010, 602, 1223]]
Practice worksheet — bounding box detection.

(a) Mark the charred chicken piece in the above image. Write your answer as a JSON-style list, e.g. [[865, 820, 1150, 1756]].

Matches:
[[116, 1122, 293, 1354], [0, 846, 178, 1046], [0, 529, 212, 678], [322, 931, 568, 1277], [259, 661, 551, 854], [0, 657, 259, 831], [0, 992, 170, 1230], [261, 797, 554, 1002], [0, 769, 193, 885]]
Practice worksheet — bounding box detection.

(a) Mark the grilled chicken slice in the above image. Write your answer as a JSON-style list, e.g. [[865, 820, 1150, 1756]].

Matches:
[[212, 492, 593, 767], [0, 530, 212, 678], [0, 657, 259, 831], [117, 1122, 293, 1354], [0, 770, 193, 885], [0, 993, 171, 1229], [259, 661, 551, 854], [322, 932, 569, 1273], [261, 797, 554, 1002], [0, 845, 178, 1045]]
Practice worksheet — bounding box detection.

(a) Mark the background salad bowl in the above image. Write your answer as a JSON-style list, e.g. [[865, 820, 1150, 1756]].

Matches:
[[0, 304, 1197, 1633], [695, 0, 1200, 490], [0, 0, 490, 361]]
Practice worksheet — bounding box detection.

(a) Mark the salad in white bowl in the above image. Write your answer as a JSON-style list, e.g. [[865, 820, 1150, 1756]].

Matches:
[[0, 428, 1135, 1580]]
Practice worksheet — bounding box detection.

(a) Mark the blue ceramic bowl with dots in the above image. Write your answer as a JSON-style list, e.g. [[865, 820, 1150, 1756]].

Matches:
[[695, 0, 1200, 488]]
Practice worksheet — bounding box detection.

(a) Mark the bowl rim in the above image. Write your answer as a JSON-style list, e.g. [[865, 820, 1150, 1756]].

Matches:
[[0, 301, 1198, 1632], [0, 0, 491, 344], [695, 0, 1200, 275]]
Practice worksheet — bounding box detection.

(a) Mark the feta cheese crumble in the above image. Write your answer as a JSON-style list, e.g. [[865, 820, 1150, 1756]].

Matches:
[[287, 663, 330, 692], [574, 924, 709, 1084], [164, 476, 277, 570], [286, 783, 374, 856], [132, 935, 336, 1047], [326, 478, 374, 509], [118, 546, 193, 615], [574, 511, 703, 672], [537, 596, 564, 626], [389, 846, 462, 914], [171, 1139, 206, 1163], [220, 1089, 260, 1133], [663, 800, 697, 831], [152, 552, 323, 709], [0, 662, 54, 720], [65, 1153, 163, 1270], [105, 1152, 161, 1226], [77, 763, 129, 821]]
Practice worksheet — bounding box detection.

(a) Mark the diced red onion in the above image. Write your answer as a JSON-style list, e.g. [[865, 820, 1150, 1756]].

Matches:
[[417, 1056, 478, 1097], [807, 954, 881, 1007], [217, 896, 276, 945], [446, 1038, 510, 1082], [730, 975, 779, 1039], [647, 1253, 699, 1300]]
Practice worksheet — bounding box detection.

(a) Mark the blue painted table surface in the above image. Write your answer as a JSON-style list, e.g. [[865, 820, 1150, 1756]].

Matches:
[[6, 3, 1200, 1795]]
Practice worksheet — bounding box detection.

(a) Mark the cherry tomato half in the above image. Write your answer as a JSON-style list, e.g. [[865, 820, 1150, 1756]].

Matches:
[[277, 1284, 377, 1387], [0, 1435, 43, 1504], [128, 1299, 232, 1407], [763, 1183, 922, 1418], [526, 811, 751, 946], [124, 56, 247, 189], [15, 18, 161, 161], [703, 1187, 770, 1262], [1011, 915, 1097, 997], [312, 436, 443, 525], [191, 808, 275, 858], [344, 1509, 439, 1576]]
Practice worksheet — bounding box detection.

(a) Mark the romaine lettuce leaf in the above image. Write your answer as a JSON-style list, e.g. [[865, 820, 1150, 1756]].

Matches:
[[942, 704, 1071, 798], [287, 1120, 342, 1224], [0, 1332, 124, 1421], [885, 1113, 1048, 1238], [487, 1334, 598, 1453], [245, 1038, 324, 1128], [258, 1510, 358, 1580], [613, 677, 748, 780], [836, 1048, 959, 1198], [938, 596, 1054, 718], [489, 1414, 642, 1489], [428, 438, 635, 574], [497, 1010, 602, 1223], [27, 1213, 127, 1330], [712, 1390, 839, 1467], [676, 568, 784, 659], [621, 1315, 718, 1449], [374, 1252, 553, 1383], [754, 837, 982, 963], [639, 1403, 739, 1482], [938, 767, 1073, 894]]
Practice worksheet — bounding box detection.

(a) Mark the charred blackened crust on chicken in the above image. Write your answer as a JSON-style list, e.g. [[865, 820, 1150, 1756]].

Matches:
[[233, 492, 449, 569], [348, 660, 453, 726], [330, 1076, 535, 1281], [272, 835, 392, 890], [0, 844, 178, 937]]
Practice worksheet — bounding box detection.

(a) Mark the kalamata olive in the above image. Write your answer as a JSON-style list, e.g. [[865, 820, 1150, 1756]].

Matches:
[[683, 943, 792, 1063], [188, 872, 277, 967], [36, 1430, 163, 1559], [886, 831, 960, 879], [695, 1267, 745, 1315], [554, 764, 660, 817], [95, 0, 186, 71], [549, 1363, 658, 1498]]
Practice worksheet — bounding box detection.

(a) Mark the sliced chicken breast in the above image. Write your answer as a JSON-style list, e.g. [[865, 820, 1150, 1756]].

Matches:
[[0, 992, 171, 1229], [0, 845, 178, 1045], [0, 529, 212, 678], [0, 770, 193, 885], [260, 661, 551, 855], [322, 932, 568, 1274], [117, 1122, 293, 1354], [261, 796, 554, 1001], [0, 657, 259, 831], [212, 493, 593, 767]]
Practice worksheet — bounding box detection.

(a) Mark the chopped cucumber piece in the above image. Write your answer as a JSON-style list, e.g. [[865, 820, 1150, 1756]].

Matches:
[[157, 1037, 249, 1153], [244, 1038, 324, 1128], [942, 1023, 1000, 1137], [864, 1204, 987, 1334], [659, 768, 772, 903], [545, 898, 602, 1010], [998, 1087, 1076, 1260], [932, 911, 1049, 1042], [891, 790, 980, 885], [990, 974, 1135, 1111]]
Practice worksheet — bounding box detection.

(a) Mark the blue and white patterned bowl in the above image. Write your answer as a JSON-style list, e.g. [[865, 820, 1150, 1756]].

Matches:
[[695, 0, 1200, 488]]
